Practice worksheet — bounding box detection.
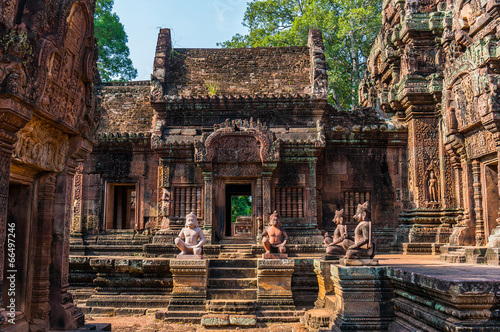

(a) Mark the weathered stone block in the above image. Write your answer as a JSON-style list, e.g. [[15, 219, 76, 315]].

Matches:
[[229, 315, 257, 326], [201, 314, 229, 326], [170, 259, 208, 299], [257, 259, 294, 300], [328, 265, 394, 331]]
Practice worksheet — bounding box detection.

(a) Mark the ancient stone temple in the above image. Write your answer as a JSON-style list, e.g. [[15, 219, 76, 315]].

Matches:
[[67, 1, 500, 331], [69, 28, 406, 322], [0, 0, 98, 331]]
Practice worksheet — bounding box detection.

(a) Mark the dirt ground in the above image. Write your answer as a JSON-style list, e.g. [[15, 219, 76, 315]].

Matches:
[[86, 315, 308, 332]]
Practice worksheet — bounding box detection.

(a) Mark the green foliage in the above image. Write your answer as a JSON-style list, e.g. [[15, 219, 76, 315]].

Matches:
[[219, 0, 382, 110], [205, 79, 220, 96], [94, 0, 137, 82], [231, 195, 252, 222]]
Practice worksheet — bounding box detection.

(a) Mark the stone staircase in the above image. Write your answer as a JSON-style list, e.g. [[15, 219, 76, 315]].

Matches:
[[441, 246, 488, 264], [218, 244, 254, 259], [204, 259, 258, 326], [440, 246, 467, 263], [207, 259, 258, 312], [158, 298, 207, 323]]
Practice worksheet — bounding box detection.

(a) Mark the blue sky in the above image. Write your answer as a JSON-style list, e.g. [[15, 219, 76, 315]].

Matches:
[[113, 0, 249, 80]]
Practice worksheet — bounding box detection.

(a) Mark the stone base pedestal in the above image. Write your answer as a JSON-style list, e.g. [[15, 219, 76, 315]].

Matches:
[[262, 253, 288, 259], [156, 259, 208, 323], [328, 265, 393, 331], [257, 259, 297, 322], [339, 258, 379, 266]]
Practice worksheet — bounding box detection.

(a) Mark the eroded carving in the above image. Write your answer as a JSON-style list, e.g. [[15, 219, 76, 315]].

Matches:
[[13, 117, 70, 172]]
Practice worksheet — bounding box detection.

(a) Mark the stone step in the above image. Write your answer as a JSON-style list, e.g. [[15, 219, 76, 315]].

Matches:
[[207, 288, 257, 300], [164, 305, 206, 312], [218, 251, 253, 259], [257, 314, 301, 323], [440, 254, 466, 263], [210, 267, 256, 278], [86, 295, 170, 308], [156, 310, 204, 323], [209, 259, 257, 268], [209, 277, 257, 288], [206, 299, 257, 314], [57, 323, 112, 332]]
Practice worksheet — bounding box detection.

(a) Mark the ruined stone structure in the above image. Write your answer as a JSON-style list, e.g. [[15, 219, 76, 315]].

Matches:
[[360, 0, 500, 263], [0, 0, 98, 331]]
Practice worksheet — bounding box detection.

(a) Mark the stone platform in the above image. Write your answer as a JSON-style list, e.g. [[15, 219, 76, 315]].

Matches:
[[304, 254, 500, 331]]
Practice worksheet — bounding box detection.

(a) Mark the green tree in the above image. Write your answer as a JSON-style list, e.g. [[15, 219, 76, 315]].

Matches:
[[94, 0, 137, 82], [219, 0, 382, 110], [231, 196, 252, 222]]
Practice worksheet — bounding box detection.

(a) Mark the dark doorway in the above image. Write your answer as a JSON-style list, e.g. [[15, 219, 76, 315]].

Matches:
[[225, 184, 252, 237], [113, 185, 136, 229]]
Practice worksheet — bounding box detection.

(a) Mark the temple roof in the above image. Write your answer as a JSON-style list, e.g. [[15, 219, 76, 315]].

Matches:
[[164, 47, 311, 97], [151, 28, 328, 101]]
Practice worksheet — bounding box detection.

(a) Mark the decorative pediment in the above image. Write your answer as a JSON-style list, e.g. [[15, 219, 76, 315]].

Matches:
[[194, 118, 281, 163]]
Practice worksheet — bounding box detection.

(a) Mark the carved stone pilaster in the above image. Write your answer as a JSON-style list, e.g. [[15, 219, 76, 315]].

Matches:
[[30, 173, 57, 331], [50, 165, 84, 330], [203, 173, 213, 244], [262, 174, 272, 226], [70, 163, 83, 237], [472, 160, 485, 246], [308, 161, 318, 226], [158, 160, 174, 229]]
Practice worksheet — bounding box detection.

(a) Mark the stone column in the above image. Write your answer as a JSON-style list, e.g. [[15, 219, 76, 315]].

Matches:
[[49, 162, 84, 329], [203, 172, 213, 244], [262, 173, 272, 226], [256, 177, 263, 240], [30, 173, 57, 331], [472, 160, 485, 246], [308, 161, 318, 227]]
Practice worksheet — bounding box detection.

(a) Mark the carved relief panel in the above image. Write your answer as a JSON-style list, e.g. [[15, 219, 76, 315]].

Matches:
[[452, 75, 480, 129], [408, 118, 440, 207], [12, 117, 70, 172], [37, 3, 95, 130]]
